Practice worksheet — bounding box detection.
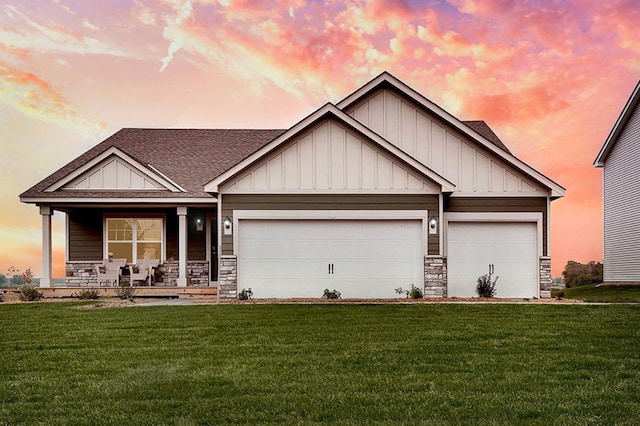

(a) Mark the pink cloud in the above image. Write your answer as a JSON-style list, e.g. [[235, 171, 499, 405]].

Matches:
[[0, 61, 107, 136], [0, 3, 129, 57]]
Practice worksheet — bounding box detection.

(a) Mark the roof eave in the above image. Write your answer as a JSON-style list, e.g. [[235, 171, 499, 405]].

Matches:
[[594, 80, 640, 167], [20, 196, 217, 205]]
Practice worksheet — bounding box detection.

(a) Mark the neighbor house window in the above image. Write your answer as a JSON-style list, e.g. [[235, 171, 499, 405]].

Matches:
[[106, 218, 163, 263]]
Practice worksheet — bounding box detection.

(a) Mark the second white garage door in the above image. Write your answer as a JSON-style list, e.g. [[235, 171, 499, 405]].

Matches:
[[447, 222, 539, 298], [237, 219, 423, 299]]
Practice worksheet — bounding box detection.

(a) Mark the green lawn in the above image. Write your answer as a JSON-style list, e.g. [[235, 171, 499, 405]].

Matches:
[[1, 303, 639, 425], [554, 284, 640, 303]]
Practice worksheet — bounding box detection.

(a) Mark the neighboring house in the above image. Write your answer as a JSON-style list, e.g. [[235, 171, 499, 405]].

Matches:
[[20, 72, 565, 299], [594, 80, 640, 285]]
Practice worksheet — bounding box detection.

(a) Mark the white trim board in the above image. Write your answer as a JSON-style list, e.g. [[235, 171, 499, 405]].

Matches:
[[20, 197, 217, 204]]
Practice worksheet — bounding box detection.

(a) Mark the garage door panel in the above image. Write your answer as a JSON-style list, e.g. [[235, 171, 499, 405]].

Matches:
[[238, 219, 423, 298], [241, 259, 327, 278], [448, 222, 538, 298], [242, 240, 331, 259]]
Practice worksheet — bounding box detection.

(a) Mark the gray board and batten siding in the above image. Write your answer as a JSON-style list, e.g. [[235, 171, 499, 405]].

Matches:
[[602, 102, 640, 282], [221, 194, 440, 256], [67, 208, 214, 262], [67, 210, 103, 261]]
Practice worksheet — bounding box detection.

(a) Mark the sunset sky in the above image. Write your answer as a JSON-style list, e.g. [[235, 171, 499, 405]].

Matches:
[[1, 0, 639, 279]]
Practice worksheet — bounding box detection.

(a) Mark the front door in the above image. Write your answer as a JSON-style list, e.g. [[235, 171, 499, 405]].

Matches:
[[207, 215, 218, 283]]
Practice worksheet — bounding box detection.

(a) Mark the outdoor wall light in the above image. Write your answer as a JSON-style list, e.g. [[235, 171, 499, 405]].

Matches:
[[195, 218, 203, 231], [428, 216, 438, 235], [223, 216, 232, 235]]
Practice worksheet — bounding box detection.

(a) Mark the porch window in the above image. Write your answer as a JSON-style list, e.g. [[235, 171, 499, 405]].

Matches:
[[106, 218, 163, 263]]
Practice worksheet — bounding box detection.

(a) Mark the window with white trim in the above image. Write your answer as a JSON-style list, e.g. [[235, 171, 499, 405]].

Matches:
[[106, 218, 163, 263]]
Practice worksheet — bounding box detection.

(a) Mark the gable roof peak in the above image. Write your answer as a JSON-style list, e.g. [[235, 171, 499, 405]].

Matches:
[[204, 101, 455, 193], [337, 72, 564, 198], [594, 80, 640, 167]]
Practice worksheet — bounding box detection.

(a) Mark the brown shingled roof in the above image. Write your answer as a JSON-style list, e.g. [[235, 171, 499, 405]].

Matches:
[[21, 121, 511, 201], [20, 128, 285, 200], [462, 120, 511, 154]]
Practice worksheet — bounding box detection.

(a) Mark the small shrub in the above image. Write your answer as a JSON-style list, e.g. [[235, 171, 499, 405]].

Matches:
[[322, 288, 341, 299], [238, 288, 253, 300], [114, 283, 136, 301], [19, 285, 43, 302], [556, 289, 565, 300], [408, 285, 423, 299], [76, 288, 101, 300], [476, 265, 498, 298], [395, 284, 424, 299]]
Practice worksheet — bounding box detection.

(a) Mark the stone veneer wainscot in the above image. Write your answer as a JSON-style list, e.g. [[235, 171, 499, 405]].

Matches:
[[424, 256, 447, 298]]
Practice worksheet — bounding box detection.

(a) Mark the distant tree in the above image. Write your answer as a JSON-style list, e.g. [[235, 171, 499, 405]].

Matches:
[[21, 268, 33, 285], [562, 260, 603, 288], [0, 273, 6, 284], [7, 266, 23, 286]]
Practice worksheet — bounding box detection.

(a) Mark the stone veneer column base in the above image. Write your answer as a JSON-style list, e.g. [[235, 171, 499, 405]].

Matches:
[[539, 256, 552, 298], [218, 255, 238, 299], [65, 262, 99, 287], [424, 256, 447, 298], [187, 261, 209, 286]]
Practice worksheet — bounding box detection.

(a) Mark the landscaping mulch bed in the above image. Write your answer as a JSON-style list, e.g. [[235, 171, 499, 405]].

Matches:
[[1, 291, 584, 306]]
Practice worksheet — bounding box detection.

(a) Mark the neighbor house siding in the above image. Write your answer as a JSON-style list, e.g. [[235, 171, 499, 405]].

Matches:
[[444, 197, 548, 256], [603, 104, 640, 282], [221, 194, 439, 256]]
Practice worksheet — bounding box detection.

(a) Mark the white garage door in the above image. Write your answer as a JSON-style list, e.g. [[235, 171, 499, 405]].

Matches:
[[447, 222, 538, 298], [238, 219, 423, 299]]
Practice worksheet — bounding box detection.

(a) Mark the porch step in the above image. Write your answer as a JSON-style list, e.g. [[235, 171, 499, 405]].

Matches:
[[39, 286, 217, 299]]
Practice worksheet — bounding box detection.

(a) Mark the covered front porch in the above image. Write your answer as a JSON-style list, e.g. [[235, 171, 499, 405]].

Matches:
[[38, 205, 220, 293]]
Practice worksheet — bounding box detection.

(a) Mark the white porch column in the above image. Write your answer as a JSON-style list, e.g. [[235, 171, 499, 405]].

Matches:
[[177, 206, 188, 287], [40, 206, 52, 288]]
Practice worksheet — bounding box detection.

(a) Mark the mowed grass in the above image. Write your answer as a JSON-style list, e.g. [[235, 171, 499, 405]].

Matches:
[[1, 303, 639, 424], [555, 284, 640, 303]]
